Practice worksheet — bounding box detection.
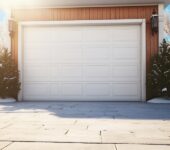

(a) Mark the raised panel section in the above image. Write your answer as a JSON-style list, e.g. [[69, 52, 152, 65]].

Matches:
[[53, 46, 83, 62], [62, 83, 83, 96], [83, 28, 111, 42], [24, 83, 49, 96], [111, 28, 139, 41], [84, 65, 111, 78], [113, 83, 138, 96], [113, 66, 138, 77], [84, 45, 111, 61], [24, 64, 50, 82], [50, 83, 60, 96], [24, 46, 51, 62], [113, 47, 137, 59], [61, 65, 83, 77], [24, 27, 52, 43], [51, 29, 83, 42], [50, 65, 60, 81], [84, 83, 111, 96]]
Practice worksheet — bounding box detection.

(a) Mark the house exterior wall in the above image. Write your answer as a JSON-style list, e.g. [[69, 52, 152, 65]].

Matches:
[[11, 6, 158, 72]]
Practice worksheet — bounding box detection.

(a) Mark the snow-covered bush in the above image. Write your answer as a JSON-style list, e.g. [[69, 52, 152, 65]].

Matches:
[[147, 39, 170, 98], [0, 48, 20, 100]]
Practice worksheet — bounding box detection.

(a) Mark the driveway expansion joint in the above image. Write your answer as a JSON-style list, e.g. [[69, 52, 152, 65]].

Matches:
[[114, 144, 118, 150], [1, 142, 13, 150]]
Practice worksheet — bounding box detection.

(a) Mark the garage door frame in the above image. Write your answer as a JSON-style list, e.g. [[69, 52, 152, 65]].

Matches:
[[18, 19, 146, 101]]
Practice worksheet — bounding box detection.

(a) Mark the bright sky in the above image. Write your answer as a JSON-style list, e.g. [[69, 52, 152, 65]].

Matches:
[[165, 4, 170, 42], [0, 10, 7, 22], [165, 4, 170, 13]]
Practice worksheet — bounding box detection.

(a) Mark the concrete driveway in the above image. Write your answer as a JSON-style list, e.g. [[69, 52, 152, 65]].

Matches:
[[0, 102, 170, 150]]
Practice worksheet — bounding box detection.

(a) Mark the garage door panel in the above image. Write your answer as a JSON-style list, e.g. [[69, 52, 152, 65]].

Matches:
[[84, 83, 111, 96], [83, 46, 112, 61], [50, 29, 81, 43], [84, 65, 111, 78], [24, 83, 50, 96], [24, 50, 50, 62], [61, 65, 83, 77], [24, 27, 51, 43], [113, 66, 138, 77], [113, 47, 138, 59], [52, 46, 83, 62], [61, 83, 83, 96], [23, 82, 140, 101], [23, 24, 141, 101], [111, 27, 139, 41], [58, 30, 83, 42], [24, 43, 52, 51], [47, 31, 62, 42], [50, 83, 60, 96], [24, 66, 50, 82], [83, 28, 112, 42], [50, 65, 60, 79], [113, 83, 139, 96]]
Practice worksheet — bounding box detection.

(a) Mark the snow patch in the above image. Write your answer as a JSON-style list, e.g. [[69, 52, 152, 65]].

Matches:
[[0, 98, 16, 103], [148, 97, 170, 104]]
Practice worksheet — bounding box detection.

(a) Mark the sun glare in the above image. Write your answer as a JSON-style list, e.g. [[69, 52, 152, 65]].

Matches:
[[0, 0, 39, 8]]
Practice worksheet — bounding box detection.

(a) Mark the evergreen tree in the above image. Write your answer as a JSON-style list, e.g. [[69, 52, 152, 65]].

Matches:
[[0, 48, 20, 100], [147, 39, 170, 98]]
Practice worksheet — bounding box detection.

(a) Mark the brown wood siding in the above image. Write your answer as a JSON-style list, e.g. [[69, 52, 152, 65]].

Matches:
[[11, 6, 158, 72]]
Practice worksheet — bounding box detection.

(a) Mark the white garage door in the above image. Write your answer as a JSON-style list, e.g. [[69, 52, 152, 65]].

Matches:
[[22, 24, 142, 101]]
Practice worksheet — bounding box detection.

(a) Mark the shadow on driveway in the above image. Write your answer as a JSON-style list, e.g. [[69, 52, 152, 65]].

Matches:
[[0, 101, 170, 120]]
